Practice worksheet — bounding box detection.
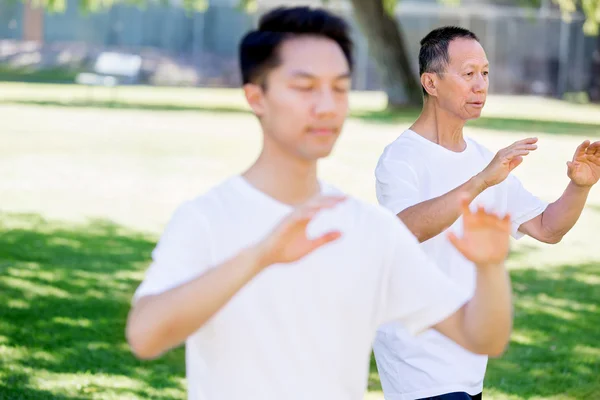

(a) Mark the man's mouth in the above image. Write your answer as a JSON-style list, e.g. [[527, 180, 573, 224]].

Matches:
[[308, 128, 336, 136]]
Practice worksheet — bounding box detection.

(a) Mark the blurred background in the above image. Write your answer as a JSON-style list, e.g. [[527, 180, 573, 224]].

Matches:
[[1, 0, 599, 399], [1, 0, 599, 100]]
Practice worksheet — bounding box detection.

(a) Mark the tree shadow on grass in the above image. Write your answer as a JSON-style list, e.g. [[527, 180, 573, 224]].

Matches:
[[0, 99, 250, 115], [0, 212, 186, 399], [2, 212, 598, 399], [368, 263, 600, 398]]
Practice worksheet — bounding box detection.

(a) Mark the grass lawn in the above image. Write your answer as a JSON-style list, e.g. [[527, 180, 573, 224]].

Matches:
[[1, 83, 599, 399]]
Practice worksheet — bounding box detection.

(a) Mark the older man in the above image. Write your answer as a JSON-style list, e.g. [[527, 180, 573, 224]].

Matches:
[[373, 26, 600, 400]]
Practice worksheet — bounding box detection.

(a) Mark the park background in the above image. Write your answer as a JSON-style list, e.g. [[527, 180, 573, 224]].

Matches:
[[1, 0, 600, 399]]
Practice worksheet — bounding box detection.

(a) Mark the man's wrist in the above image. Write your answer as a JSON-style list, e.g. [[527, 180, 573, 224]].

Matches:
[[475, 262, 505, 270], [470, 174, 489, 195], [568, 179, 595, 191], [241, 244, 270, 275]]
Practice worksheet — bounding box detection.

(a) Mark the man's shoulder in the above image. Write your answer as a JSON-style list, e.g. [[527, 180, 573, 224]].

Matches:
[[335, 194, 402, 232], [173, 176, 241, 218], [381, 130, 422, 156], [377, 130, 429, 172]]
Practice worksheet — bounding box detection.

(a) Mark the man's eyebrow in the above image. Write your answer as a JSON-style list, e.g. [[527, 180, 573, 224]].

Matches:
[[462, 62, 490, 69], [289, 71, 352, 80]]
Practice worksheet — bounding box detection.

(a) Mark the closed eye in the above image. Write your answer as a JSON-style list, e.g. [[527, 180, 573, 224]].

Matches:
[[292, 86, 314, 92]]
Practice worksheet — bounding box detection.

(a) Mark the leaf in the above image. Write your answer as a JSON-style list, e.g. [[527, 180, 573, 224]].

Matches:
[[238, 0, 257, 12]]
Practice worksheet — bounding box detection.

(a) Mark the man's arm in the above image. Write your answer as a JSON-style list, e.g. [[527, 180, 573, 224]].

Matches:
[[434, 204, 513, 356], [380, 201, 513, 357], [519, 140, 600, 244], [126, 195, 345, 360], [433, 264, 511, 357], [399, 176, 487, 242], [518, 181, 590, 244], [127, 247, 264, 359], [399, 138, 538, 243]]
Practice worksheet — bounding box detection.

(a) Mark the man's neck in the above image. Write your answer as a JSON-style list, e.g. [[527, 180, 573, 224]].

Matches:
[[410, 99, 467, 152], [243, 143, 320, 206]]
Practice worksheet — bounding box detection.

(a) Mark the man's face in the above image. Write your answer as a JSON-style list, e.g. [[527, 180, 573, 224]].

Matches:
[[245, 36, 351, 161], [434, 38, 489, 120]]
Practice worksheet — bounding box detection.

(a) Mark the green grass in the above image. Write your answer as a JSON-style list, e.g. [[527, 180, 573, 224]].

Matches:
[[0, 213, 186, 400], [3, 98, 600, 137], [1, 213, 598, 399], [1, 82, 600, 136], [0, 65, 82, 84], [1, 82, 600, 399], [354, 110, 600, 136]]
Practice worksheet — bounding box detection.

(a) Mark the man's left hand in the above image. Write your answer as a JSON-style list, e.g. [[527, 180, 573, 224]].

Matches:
[[567, 140, 600, 188]]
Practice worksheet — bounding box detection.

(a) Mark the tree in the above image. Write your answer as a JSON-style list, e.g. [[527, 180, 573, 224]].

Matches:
[[590, 34, 600, 102], [22, 0, 600, 104], [346, 0, 422, 108], [542, 0, 600, 101]]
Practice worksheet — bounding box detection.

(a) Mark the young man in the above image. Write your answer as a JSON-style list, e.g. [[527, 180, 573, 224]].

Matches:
[[126, 9, 516, 400], [374, 26, 600, 400]]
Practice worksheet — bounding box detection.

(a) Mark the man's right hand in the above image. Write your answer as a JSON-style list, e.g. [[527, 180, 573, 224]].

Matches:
[[255, 195, 346, 269], [477, 137, 538, 188], [447, 198, 511, 267]]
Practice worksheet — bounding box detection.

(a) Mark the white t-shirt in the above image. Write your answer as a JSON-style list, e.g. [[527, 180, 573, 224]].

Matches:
[[373, 130, 548, 399], [133, 175, 470, 400]]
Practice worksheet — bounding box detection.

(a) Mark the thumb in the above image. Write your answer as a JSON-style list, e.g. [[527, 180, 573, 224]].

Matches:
[[447, 231, 468, 258], [508, 156, 524, 171], [308, 230, 342, 251]]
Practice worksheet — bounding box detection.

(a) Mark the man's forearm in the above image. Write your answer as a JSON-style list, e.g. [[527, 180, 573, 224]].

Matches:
[[462, 265, 513, 356], [538, 181, 591, 242], [433, 264, 513, 356], [399, 175, 488, 242], [126, 246, 265, 359]]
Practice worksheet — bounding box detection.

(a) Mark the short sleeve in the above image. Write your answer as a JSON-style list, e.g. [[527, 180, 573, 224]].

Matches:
[[377, 219, 469, 335], [132, 201, 213, 303], [375, 157, 420, 215], [506, 174, 548, 239]]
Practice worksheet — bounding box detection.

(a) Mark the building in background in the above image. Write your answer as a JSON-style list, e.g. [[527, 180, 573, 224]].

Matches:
[[0, 0, 594, 98]]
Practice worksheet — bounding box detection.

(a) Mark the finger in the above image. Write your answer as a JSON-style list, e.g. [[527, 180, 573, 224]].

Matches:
[[512, 143, 538, 151], [567, 161, 580, 171], [308, 230, 342, 250], [288, 209, 319, 228], [502, 149, 531, 163], [476, 205, 487, 217], [447, 232, 469, 258], [508, 156, 523, 171], [586, 141, 600, 155], [505, 149, 532, 159], [459, 195, 472, 217], [507, 137, 538, 149], [587, 153, 600, 166], [495, 215, 512, 233], [574, 140, 591, 159]]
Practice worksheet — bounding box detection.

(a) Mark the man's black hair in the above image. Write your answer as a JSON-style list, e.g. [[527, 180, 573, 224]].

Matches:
[[239, 6, 353, 87], [419, 26, 480, 96]]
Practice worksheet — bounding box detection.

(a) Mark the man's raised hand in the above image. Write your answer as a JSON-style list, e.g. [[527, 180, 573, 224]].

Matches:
[[255, 195, 346, 269], [477, 137, 538, 188], [448, 199, 511, 267]]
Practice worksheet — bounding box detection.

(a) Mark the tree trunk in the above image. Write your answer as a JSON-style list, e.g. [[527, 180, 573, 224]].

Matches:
[[349, 0, 422, 109], [23, 0, 44, 43], [588, 34, 600, 103]]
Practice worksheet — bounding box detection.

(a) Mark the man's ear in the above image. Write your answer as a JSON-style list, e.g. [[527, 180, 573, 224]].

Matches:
[[421, 72, 438, 97], [244, 83, 266, 117]]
